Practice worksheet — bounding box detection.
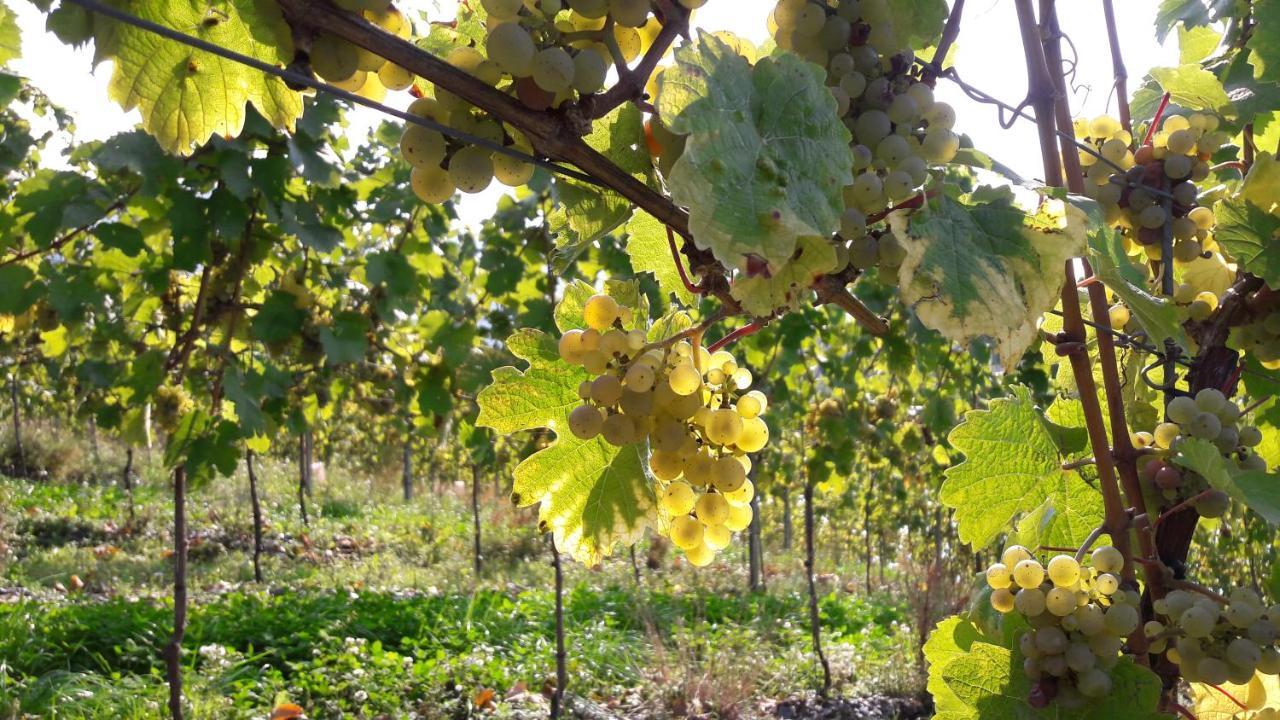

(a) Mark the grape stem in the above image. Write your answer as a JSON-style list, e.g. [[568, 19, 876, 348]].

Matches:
[[1210, 161, 1248, 175], [1060, 456, 1095, 470], [1151, 489, 1216, 531], [922, 0, 965, 83], [863, 189, 940, 225], [1239, 395, 1270, 416], [1168, 578, 1229, 605], [707, 320, 768, 353], [641, 310, 727, 355], [1143, 93, 1172, 147], [1208, 684, 1250, 711], [665, 224, 706, 296], [1072, 523, 1107, 563]]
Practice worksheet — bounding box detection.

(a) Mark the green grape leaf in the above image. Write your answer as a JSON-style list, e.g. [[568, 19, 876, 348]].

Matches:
[[729, 236, 837, 317], [1240, 152, 1280, 214], [1178, 23, 1222, 64], [91, 0, 302, 155], [660, 32, 853, 273], [548, 103, 650, 255], [477, 287, 656, 565], [1042, 397, 1091, 456], [0, 266, 42, 314], [1214, 198, 1280, 286], [1149, 64, 1233, 114], [318, 311, 368, 366], [251, 292, 307, 345], [1155, 0, 1234, 41], [624, 211, 697, 307], [890, 192, 1086, 363], [1248, 0, 1280, 80], [885, 0, 948, 49], [1087, 223, 1192, 354], [924, 616, 989, 718], [1173, 438, 1280, 525], [943, 386, 1104, 550], [0, 0, 20, 67]]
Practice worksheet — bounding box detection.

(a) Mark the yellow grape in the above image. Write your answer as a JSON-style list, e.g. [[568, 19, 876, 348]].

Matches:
[[724, 502, 753, 531], [706, 409, 744, 446], [668, 363, 702, 395], [400, 125, 447, 169], [650, 450, 684, 481], [583, 294, 619, 330], [724, 479, 754, 507], [736, 417, 768, 452], [985, 563, 1012, 589], [1001, 545, 1032, 568], [591, 374, 623, 406], [624, 363, 656, 392], [1045, 587, 1076, 616], [1047, 555, 1081, 587], [660, 481, 696, 515], [378, 62, 414, 91], [703, 523, 732, 550], [710, 456, 746, 493], [601, 413, 636, 445], [410, 165, 456, 203], [493, 152, 534, 187], [567, 405, 603, 440], [695, 493, 730, 525], [684, 542, 715, 567], [448, 146, 495, 193], [669, 515, 703, 549], [1012, 559, 1045, 589], [991, 588, 1016, 613], [1091, 545, 1124, 574], [737, 390, 767, 418], [683, 451, 713, 486]]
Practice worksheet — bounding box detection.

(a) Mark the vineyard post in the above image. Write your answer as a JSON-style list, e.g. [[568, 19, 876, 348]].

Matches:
[[164, 465, 188, 720], [402, 424, 414, 501], [471, 463, 482, 577], [803, 472, 832, 696], [748, 488, 764, 591], [780, 485, 793, 550], [88, 417, 100, 479], [550, 537, 567, 719], [122, 447, 135, 528], [247, 450, 264, 584], [9, 372, 22, 477], [297, 432, 310, 527]]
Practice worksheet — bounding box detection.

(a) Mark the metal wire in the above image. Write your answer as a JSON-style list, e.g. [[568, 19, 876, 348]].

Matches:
[[64, 0, 604, 186]]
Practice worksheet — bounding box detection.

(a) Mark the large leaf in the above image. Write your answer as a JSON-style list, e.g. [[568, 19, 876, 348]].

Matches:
[[1248, 0, 1280, 80], [91, 0, 302, 155], [477, 289, 656, 564], [1191, 672, 1279, 720], [1179, 23, 1222, 64], [942, 386, 1103, 550], [549, 103, 651, 255], [660, 32, 853, 273], [623, 211, 697, 307], [890, 191, 1086, 362], [0, 0, 19, 67], [1149, 64, 1233, 114], [924, 616, 989, 718], [1173, 438, 1280, 525], [886, 0, 948, 49], [1154, 0, 1235, 41], [1214, 198, 1280, 287], [729, 235, 837, 317], [1087, 223, 1192, 353]]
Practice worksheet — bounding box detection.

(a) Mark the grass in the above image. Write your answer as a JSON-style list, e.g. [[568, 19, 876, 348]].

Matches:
[[0, 429, 943, 719]]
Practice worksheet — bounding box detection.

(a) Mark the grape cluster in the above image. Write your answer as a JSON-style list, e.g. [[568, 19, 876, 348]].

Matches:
[[154, 385, 193, 434], [768, 0, 958, 277], [1155, 587, 1280, 685], [557, 294, 767, 567], [986, 544, 1138, 708], [1231, 286, 1280, 369], [1132, 389, 1266, 517], [312, 2, 414, 100], [401, 0, 695, 202]]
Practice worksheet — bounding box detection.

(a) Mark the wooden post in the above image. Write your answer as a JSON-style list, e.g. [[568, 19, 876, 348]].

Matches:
[[163, 466, 188, 720]]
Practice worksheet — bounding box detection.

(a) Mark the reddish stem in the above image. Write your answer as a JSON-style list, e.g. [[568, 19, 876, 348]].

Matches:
[[1143, 93, 1171, 146], [1209, 685, 1249, 711], [1153, 489, 1215, 531], [707, 320, 766, 353], [666, 224, 705, 296], [864, 190, 939, 225], [1168, 701, 1197, 720], [1219, 364, 1242, 394]]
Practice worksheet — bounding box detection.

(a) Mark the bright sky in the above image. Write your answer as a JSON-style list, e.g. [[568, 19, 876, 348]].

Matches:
[[9, 1, 1179, 228]]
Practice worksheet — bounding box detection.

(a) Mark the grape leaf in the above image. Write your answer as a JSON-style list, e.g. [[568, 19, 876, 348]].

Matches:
[[1177, 250, 1237, 299], [890, 191, 1086, 363], [0, 0, 20, 67], [1173, 438, 1280, 525], [886, 0, 949, 48], [318, 311, 368, 366], [624, 211, 696, 307], [660, 32, 853, 273], [1155, 0, 1235, 42], [942, 386, 1105, 550], [1248, 0, 1280, 80], [924, 616, 989, 718], [549, 103, 651, 256], [1178, 24, 1222, 64], [1214, 198, 1280, 287], [1240, 152, 1280, 214], [1149, 64, 1233, 114], [1086, 222, 1191, 354], [477, 286, 656, 565], [729, 235, 837, 317], [91, 0, 302, 155]]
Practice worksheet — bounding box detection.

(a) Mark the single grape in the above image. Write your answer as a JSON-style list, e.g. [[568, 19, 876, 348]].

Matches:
[[1077, 668, 1112, 698], [1167, 395, 1199, 424], [650, 449, 684, 481], [1047, 555, 1081, 587], [601, 413, 636, 445], [669, 515, 704, 549], [583, 294, 619, 331], [706, 409, 744, 447], [572, 48, 609, 94], [1015, 588, 1047, 616], [736, 417, 769, 453], [1013, 559, 1046, 589], [1001, 545, 1033, 568], [1034, 626, 1068, 654], [1179, 606, 1216, 638], [991, 587, 1016, 613], [660, 480, 697, 516], [668, 364, 702, 396], [724, 502, 753, 531], [1094, 573, 1120, 596], [986, 563, 1013, 589], [710, 456, 747, 493], [1194, 489, 1231, 518], [1104, 603, 1140, 636], [695, 492, 730, 526], [568, 404, 604, 439], [1046, 588, 1076, 617], [1091, 545, 1124, 575], [449, 146, 495, 193], [703, 523, 732, 550], [531, 47, 575, 94]]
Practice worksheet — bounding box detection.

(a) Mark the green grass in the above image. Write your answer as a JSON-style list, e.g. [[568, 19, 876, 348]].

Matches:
[[0, 439, 937, 719]]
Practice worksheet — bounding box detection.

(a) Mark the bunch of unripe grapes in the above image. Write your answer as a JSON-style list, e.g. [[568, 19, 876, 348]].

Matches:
[[557, 294, 767, 567], [985, 544, 1138, 708], [154, 385, 193, 434], [311, 2, 415, 100], [1075, 113, 1230, 315], [1154, 587, 1280, 685], [768, 0, 959, 268], [1131, 389, 1265, 516], [1230, 285, 1280, 369]]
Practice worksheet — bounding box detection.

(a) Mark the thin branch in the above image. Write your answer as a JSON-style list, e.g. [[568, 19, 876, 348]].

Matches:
[[579, 3, 689, 119], [0, 190, 137, 269], [1073, 524, 1108, 563], [707, 320, 767, 353], [665, 223, 704, 295], [1143, 93, 1171, 147], [1038, 0, 1085, 194], [1014, 0, 1064, 186], [923, 0, 965, 82], [1101, 0, 1131, 135]]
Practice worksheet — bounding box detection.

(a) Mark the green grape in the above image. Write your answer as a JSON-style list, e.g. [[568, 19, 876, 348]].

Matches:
[[410, 165, 456, 203], [986, 563, 1012, 589], [1095, 573, 1119, 595], [568, 404, 604, 439], [583, 294, 619, 330], [710, 456, 747, 493], [1012, 559, 1046, 589], [695, 492, 730, 526], [623, 364, 656, 394], [1197, 657, 1230, 685], [1015, 588, 1046, 616], [921, 128, 959, 163], [400, 125, 447, 169], [706, 409, 744, 446], [531, 47, 575, 93], [1187, 411, 1222, 440], [448, 146, 495, 193], [559, 330, 584, 362], [991, 587, 1016, 613], [730, 367, 752, 390], [1195, 387, 1227, 413], [1047, 555, 1081, 587], [1179, 606, 1216, 638], [609, 0, 650, 27], [736, 417, 769, 453], [1034, 626, 1068, 655], [1091, 545, 1124, 575], [650, 449, 684, 481], [1227, 637, 1262, 669], [724, 502, 753, 531], [1240, 426, 1263, 447], [1154, 422, 1181, 448], [601, 413, 636, 445], [1104, 604, 1140, 636], [669, 364, 702, 396], [1046, 587, 1077, 617], [1259, 647, 1280, 674], [481, 0, 524, 18], [669, 515, 703, 549], [1194, 489, 1231, 518], [1089, 633, 1123, 660], [1167, 395, 1199, 424], [572, 48, 609, 94], [569, 0, 609, 17], [1073, 604, 1105, 636], [660, 480, 697, 515], [736, 391, 766, 419], [311, 34, 361, 81], [854, 110, 891, 147], [378, 63, 414, 91], [591, 374, 623, 406], [1001, 545, 1033, 568], [486, 21, 536, 76], [493, 151, 535, 187], [1077, 668, 1112, 698]]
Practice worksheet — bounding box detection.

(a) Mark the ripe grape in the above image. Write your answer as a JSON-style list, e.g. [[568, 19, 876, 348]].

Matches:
[[991, 587, 1016, 613], [1013, 559, 1046, 589], [661, 481, 697, 515], [1046, 587, 1077, 617], [448, 146, 495, 193], [531, 47, 575, 94], [1091, 546, 1124, 575], [684, 542, 715, 567], [710, 456, 746, 493], [410, 165, 456, 203], [583, 294, 619, 330], [1015, 588, 1047, 616], [572, 49, 609, 94], [724, 502, 754, 531], [695, 492, 730, 525], [601, 413, 636, 445], [668, 364, 702, 395], [669, 515, 703, 549], [568, 405, 604, 440], [1047, 555, 1081, 587], [1001, 545, 1033, 568], [487, 22, 537, 76], [986, 563, 1013, 589]]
